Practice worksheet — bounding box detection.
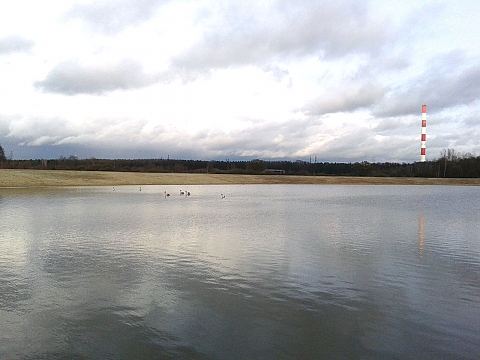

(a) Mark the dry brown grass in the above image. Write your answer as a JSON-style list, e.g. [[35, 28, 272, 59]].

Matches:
[[0, 169, 479, 187]]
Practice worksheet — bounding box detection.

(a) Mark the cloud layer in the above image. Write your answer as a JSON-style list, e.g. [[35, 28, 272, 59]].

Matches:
[[169, 0, 388, 78], [0, 0, 479, 162]]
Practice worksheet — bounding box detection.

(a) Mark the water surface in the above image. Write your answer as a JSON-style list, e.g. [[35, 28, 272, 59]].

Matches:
[[1, 185, 479, 359]]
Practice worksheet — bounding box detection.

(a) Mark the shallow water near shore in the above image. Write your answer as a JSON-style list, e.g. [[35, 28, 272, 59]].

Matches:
[[1, 185, 479, 359]]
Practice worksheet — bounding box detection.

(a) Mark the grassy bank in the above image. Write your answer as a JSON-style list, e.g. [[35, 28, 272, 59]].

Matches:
[[1, 169, 479, 187]]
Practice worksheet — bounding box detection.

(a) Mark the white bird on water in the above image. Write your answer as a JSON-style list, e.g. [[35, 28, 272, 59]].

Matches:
[[164, 191, 170, 197], [221, 194, 225, 199], [180, 190, 185, 195]]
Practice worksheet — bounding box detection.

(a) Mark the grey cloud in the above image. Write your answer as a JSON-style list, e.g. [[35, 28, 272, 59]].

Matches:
[[2, 114, 167, 158], [463, 114, 480, 127], [372, 95, 418, 118], [0, 35, 34, 55], [354, 53, 411, 81], [66, 0, 168, 35], [433, 65, 480, 107], [189, 118, 319, 159], [303, 82, 386, 116], [34, 59, 160, 95], [0, 116, 13, 135], [170, 0, 387, 77], [7, 116, 76, 143], [319, 128, 375, 159], [372, 118, 417, 137], [6, 114, 149, 150], [313, 127, 418, 163], [374, 53, 480, 117]]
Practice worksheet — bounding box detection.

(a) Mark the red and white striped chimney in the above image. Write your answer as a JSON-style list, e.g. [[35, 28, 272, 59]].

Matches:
[[420, 105, 426, 162]]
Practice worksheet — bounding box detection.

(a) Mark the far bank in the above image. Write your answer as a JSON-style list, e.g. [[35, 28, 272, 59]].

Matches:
[[1, 169, 479, 187]]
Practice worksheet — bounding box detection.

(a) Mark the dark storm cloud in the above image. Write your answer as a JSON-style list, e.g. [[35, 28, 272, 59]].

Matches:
[[170, 0, 387, 77], [0, 35, 34, 55], [34, 59, 160, 95], [66, 0, 169, 35]]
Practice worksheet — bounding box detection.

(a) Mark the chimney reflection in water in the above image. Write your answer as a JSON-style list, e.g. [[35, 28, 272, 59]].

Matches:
[[418, 215, 425, 258]]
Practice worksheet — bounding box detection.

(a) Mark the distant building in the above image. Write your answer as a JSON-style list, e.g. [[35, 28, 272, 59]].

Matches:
[[265, 169, 285, 174]]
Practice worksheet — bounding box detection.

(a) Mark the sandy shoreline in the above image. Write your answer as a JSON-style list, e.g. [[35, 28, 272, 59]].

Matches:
[[0, 169, 479, 187]]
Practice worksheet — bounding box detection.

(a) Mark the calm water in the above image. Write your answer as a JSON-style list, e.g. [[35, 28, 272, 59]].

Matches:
[[0, 184, 479, 359]]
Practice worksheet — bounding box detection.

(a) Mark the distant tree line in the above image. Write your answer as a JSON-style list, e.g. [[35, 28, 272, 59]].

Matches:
[[0, 145, 479, 178]]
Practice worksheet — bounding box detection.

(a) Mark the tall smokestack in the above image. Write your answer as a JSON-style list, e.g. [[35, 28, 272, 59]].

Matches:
[[420, 105, 426, 162]]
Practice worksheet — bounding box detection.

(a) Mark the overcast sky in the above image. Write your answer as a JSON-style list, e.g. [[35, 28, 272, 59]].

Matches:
[[1, 0, 479, 162]]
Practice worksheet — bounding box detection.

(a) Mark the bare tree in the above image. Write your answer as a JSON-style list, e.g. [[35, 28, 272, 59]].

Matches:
[[0, 144, 6, 162]]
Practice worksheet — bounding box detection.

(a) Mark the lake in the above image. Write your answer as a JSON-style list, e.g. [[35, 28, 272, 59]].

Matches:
[[0, 184, 479, 359]]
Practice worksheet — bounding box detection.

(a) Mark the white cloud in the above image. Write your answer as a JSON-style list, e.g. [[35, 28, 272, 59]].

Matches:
[[65, 0, 170, 35]]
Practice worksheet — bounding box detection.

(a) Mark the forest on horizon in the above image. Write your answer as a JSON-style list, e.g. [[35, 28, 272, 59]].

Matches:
[[0, 145, 479, 178]]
